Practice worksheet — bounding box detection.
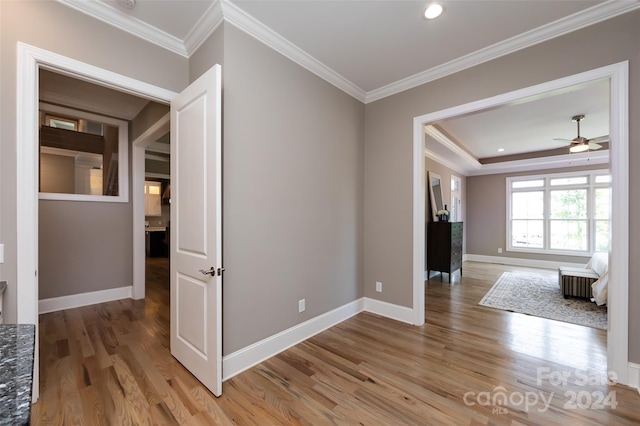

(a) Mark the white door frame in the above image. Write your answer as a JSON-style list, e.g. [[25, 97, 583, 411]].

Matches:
[[16, 42, 177, 400], [412, 62, 630, 384], [132, 113, 171, 300]]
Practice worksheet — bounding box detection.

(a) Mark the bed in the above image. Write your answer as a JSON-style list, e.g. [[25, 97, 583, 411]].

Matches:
[[588, 252, 609, 306]]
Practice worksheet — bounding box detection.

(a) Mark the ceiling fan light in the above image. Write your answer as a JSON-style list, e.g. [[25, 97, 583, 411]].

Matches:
[[570, 143, 590, 153]]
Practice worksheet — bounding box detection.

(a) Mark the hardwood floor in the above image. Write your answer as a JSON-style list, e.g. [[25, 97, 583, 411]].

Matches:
[[31, 259, 640, 425]]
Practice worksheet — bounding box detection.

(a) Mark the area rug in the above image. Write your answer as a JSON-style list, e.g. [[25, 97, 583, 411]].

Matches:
[[479, 272, 607, 330]]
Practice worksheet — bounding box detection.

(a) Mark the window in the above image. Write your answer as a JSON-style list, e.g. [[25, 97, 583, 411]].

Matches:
[[507, 170, 610, 255], [451, 175, 462, 222], [45, 114, 79, 131], [144, 181, 162, 216], [38, 103, 129, 203]]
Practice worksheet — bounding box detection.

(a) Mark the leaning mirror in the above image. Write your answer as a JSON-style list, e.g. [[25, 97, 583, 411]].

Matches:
[[428, 171, 444, 222]]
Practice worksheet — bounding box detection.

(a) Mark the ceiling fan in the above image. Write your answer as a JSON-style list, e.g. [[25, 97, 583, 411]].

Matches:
[[554, 114, 609, 153]]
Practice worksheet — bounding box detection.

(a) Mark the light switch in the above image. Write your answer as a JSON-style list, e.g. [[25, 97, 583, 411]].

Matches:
[[0, 244, 4, 263]]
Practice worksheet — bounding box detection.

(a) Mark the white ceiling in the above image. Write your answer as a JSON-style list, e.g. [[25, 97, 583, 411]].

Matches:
[[437, 79, 610, 160], [230, 0, 601, 93], [51, 0, 635, 170]]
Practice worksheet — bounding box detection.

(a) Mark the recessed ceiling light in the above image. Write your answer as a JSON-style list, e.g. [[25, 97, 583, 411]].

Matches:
[[423, 3, 444, 20], [497, 148, 505, 152]]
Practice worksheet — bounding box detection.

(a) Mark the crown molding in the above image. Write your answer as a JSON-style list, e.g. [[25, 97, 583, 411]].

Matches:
[[426, 145, 609, 177], [55, 0, 188, 57], [424, 122, 610, 177], [366, 0, 640, 103], [424, 150, 468, 176], [219, 0, 366, 102], [53, 0, 365, 100], [55, 0, 639, 104], [184, 1, 224, 56], [424, 125, 481, 171], [468, 149, 609, 176]]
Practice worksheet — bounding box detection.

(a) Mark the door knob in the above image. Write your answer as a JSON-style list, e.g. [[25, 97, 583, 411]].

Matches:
[[199, 267, 215, 276]]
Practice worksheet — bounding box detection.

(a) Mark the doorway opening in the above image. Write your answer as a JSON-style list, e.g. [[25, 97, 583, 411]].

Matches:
[[17, 42, 177, 400], [413, 62, 629, 384]]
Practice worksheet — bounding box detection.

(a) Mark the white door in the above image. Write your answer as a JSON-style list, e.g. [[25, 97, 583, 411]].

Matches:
[[170, 65, 223, 396]]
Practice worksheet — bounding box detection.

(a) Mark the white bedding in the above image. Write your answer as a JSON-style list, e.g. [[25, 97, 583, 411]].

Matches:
[[587, 252, 609, 305]]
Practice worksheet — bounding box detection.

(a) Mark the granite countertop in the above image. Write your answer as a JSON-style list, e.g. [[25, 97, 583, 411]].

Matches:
[[0, 324, 36, 426]]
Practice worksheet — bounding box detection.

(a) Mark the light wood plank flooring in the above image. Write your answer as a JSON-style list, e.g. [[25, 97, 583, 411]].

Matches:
[[31, 259, 640, 425]]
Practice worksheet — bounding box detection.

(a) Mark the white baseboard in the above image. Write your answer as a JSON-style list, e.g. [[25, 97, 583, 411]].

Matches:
[[465, 254, 585, 270], [364, 297, 414, 325], [222, 297, 415, 381], [222, 298, 365, 381], [38, 286, 132, 314], [628, 362, 640, 394]]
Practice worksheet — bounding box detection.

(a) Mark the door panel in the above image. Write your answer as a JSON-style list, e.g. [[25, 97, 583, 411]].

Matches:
[[176, 97, 207, 254], [177, 274, 207, 355], [170, 65, 222, 397]]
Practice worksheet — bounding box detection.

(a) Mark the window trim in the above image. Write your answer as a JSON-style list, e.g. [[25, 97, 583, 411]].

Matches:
[[38, 102, 129, 203], [506, 169, 609, 256]]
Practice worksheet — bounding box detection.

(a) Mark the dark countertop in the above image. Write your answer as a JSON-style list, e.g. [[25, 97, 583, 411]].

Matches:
[[0, 324, 35, 426]]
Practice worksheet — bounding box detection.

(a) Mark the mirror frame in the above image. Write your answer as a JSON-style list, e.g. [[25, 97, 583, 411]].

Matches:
[[428, 171, 444, 222]]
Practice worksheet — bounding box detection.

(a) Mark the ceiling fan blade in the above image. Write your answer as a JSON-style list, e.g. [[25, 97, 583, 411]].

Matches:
[[588, 142, 603, 150], [590, 135, 609, 143], [553, 138, 572, 142]]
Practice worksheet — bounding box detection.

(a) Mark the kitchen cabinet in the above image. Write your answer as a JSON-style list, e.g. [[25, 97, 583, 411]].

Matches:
[[146, 227, 167, 257]]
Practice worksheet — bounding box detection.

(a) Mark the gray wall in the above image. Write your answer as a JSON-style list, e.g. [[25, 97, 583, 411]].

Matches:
[[364, 12, 640, 362], [0, 1, 188, 321], [38, 201, 133, 299], [131, 102, 170, 141], [39, 118, 134, 300], [145, 159, 170, 176], [424, 157, 466, 272], [191, 23, 365, 355], [189, 24, 225, 83], [40, 154, 75, 193], [466, 164, 605, 264], [3, 1, 640, 365]]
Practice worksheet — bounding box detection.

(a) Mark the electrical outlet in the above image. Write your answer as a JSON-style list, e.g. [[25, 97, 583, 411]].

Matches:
[[298, 299, 305, 313], [376, 281, 382, 292], [498, 248, 503, 253]]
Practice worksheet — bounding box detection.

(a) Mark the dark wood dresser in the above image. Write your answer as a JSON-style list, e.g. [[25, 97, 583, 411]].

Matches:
[[427, 221, 463, 282]]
